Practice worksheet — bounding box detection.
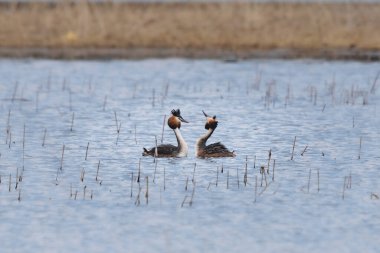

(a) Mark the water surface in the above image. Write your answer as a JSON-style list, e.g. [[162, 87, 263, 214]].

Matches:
[[0, 58, 379, 253]]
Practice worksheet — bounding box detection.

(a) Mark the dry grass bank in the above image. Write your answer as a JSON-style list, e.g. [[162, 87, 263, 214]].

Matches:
[[0, 1, 379, 58]]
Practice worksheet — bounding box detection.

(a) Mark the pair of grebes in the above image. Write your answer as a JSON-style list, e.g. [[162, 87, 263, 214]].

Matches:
[[143, 109, 235, 158]]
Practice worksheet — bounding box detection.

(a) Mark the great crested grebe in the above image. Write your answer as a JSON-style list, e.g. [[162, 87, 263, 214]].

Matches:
[[196, 111, 235, 158], [143, 109, 189, 158]]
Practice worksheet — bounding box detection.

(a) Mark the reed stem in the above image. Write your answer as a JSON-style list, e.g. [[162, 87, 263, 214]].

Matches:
[[291, 136, 297, 160]]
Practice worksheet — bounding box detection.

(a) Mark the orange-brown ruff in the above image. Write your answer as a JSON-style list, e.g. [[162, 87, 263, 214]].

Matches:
[[143, 109, 188, 158], [196, 111, 235, 158]]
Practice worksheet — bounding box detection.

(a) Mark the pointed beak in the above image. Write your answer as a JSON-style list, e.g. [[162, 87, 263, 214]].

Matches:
[[178, 116, 189, 123], [202, 110, 209, 117]]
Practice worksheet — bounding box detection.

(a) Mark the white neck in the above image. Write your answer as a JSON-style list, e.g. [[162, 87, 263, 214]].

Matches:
[[174, 128, 188, 157], [195, 128, 214, 153]]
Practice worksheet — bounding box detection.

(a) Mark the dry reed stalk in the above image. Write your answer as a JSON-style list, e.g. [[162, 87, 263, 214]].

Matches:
[[192, 163, 196, 183], [370, 71, 380, 94], [60, 144, 65, 170], [342, 176, 347, 200], [152, 88, 155, 107], [317, 169, 320, 192], [185, 176, 189, 191], [267, 150, 271, 174], [70, 112, 74, 131], [181, 196, 188, 208], [154, 136, 158, 159], [260, 166, 267, 187], [358, 137, 362, 159], [244, 156, 248, 186], [307, 168, 311, 193], [135, 185, 141, 206], [189, 181, 195, 207], [161, 114, 166, 144], [15, 168, 19, 190], [85, 142, 89, 160], [8, 173, 11, 192], [83, 185, 87, 200], [153, 159, 158, 183], [69, 90, 72, 111], [137, 158, 141, 183], [5, 109, 11, 144], [80, 168, 85, 182], [291, 136, 297, 160], [347, 171, 352, 189], [163, 166, 166, 191], [12, 83, 18, 103], [96, 160, 100, 181], [42, 128, 47, 146], [36, 90, 39, 112], [114, 111, 119, 133], [216, 166, 219, 187], [130, 172, 133, 198], [103, 95, 107, 111], [236, 167, 240, 189], [272, 159, 275, 182], [145, 176, 149, 205], [301, 145, 308, 156]]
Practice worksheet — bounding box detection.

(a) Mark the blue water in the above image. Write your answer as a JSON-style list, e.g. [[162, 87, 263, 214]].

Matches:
[[0, 58, 379, 253]]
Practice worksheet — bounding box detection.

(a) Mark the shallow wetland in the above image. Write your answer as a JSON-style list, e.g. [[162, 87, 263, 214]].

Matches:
[[0, 58, 379, 252]]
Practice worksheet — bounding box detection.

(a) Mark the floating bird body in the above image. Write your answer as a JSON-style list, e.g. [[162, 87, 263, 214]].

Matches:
[[143, 109, 188, 158], [196, 111, 235, 158]]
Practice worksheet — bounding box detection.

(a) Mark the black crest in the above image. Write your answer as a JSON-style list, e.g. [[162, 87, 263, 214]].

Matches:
[[171, 109, 181, 117], [202, 110, 216, 119]]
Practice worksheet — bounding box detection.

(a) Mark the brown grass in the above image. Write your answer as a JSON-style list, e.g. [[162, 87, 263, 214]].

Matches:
[[0, 2, 380, 56]]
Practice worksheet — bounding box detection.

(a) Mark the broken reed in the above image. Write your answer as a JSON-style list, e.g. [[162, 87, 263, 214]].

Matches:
[[291, 136, 296, 160], [244, 156, 248, 186], [85, 142, 89, 160], [161, 114, 166, 144], [42, 128, 47, 146], [56, 144, 65, 182], [137, 158, 141, 183], [96, 160, 101, 181], [70, 112, 74, 131], [145, 176, 149, 205], [236, 167, 240, 189], [260, 166, 267, 187], [103, 95, 107, 111], [60, 144, 65, 170]]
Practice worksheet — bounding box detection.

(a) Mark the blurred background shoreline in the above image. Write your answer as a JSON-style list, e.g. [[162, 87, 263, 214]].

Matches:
[[1, 1, 380, 60]]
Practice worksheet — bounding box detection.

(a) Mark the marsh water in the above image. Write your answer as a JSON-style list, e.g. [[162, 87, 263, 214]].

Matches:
[[0, 58, 379, 253]]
